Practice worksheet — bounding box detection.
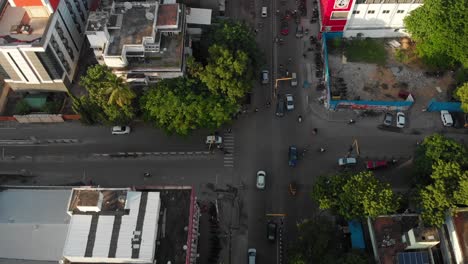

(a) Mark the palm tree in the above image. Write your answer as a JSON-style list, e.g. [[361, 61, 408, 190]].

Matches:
[[104, 74, 136, 107]]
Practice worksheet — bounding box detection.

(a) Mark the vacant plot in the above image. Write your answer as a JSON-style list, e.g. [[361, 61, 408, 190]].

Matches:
[[344, 38, 387, 65]]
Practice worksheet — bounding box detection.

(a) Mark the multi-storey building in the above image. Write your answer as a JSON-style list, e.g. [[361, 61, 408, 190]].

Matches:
[[319, 0, 423, 38], [85, 0, 190, 84], [0, 0, 89, 92]]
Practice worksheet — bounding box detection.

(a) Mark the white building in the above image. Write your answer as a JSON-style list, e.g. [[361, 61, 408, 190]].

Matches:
[[62, 188, 160, 263], [85, 0, 190, 84], [0, 0, 90, 92], [343, 0, 423, 38], [0, 187, 72, 262]]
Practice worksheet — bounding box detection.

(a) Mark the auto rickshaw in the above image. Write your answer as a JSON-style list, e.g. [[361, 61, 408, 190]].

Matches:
[[289, 181, 297, 196]]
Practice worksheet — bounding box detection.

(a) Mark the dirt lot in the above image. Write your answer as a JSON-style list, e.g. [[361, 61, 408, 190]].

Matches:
[[327, 39, 454, 104]]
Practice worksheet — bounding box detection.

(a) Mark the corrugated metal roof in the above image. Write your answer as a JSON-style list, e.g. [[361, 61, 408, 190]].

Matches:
[[186, 8, 212, 25], [0, 189, 71, 261]]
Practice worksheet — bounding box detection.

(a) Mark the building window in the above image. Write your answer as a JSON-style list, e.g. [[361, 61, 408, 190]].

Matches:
[[382, 10, 390, 14], [367, 10, 375, 14], [352, 10, 360, 14], [331, 11, 349, 20], [397, 10, 404, 13], [36, 47, 64, 80]]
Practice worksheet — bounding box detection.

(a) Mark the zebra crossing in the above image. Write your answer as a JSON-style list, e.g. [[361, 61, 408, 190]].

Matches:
[[223, 133, 235, 167]]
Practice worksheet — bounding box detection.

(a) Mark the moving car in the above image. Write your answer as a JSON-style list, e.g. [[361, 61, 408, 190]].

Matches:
[[111, 126, 131, 135], [267, 222, 277, 241], [366, 160, 388, 170], [285, 94, 294, 110], [276, 98, 285, 117], [280, 21, 289, 35], [396, 112, 406, 128], [288, 146, 298, 167], [440, 110, 453, 127], [261, 70, 269, 84], [383, 112, 393, 126], [291, 72, 297, 86], [256, 170, 266, 189], [338, 157, 357, 166], [206, 135, 222, 144], [261, 6, 267, 18], [248, 248, 256, 264]]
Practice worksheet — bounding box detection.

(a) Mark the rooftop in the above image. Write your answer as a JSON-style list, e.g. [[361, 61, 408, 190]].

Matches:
[[106, 4, 157, 56], [0, 187, 72, 261], [372, 215, 420, 264], [0, 4, 50, 45], [156, 4, 178, 27], [453, 210, 468, 261]]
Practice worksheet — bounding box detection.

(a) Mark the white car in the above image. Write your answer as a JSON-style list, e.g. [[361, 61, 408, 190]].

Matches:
[[440, 110, 453, 127], [338, 157, 357, 166], [285, 94, 294, 111], [256, 170, 266, 189], [396, 112, 406, 128], [111, 126, 131, 135]]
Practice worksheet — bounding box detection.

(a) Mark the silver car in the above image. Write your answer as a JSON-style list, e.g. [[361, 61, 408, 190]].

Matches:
[[256, 170, 266, 189], [261, 70, 269, 84], [285, 94, 294, 110]]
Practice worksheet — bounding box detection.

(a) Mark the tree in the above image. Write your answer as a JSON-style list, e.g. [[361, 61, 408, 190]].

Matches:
[[198, 19, 260, 67], [75, 65, 136, 125], [413, 134, 468, 184], [455, 82, 468, 112], [287, 216, 370, 264], [404, 0, 468, 68], [140, 77, 238, 135], [189, 45, 253, 102], [419, 160, 468, 226], [312, 171, 400, 220]]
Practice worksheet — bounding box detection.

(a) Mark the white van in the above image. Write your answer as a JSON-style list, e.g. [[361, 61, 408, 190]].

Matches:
[[261, 7, 267, 18], [291, 72, 297, 86], [440, 110, 453, 127]]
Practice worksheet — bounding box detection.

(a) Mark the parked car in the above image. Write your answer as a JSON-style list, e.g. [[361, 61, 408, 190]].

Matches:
[[288, 146, 298, 167], [248, 248, 256, 264], [112, 126, 131, 135], [366, 160, 388, 170], [338, 157, 357, 166], [267, 222, 277, 241], [383, 113, 393, 126], [440, 110, 453, 127], [261, 70, 269, 84], [285, 94, 294, 110], [256, 170, 266, 189], [396, 112, 406, 128], [280, 21, 289, 35]]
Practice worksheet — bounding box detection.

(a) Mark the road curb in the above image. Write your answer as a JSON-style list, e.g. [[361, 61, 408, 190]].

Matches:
[[92, 151, 213, 158]]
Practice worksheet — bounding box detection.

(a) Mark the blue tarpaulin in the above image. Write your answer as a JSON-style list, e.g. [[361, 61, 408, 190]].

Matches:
[[348, 220, 365, 249]]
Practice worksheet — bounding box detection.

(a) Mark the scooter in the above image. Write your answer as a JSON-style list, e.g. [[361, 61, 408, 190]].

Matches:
[[348, 119, 356, 124], [298, 115, 302, 123]]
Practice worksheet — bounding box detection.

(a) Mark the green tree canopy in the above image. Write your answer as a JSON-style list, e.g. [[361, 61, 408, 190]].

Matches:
[[74, 65, 136, 125], [413, 134, 468, 183], [312, 171, 400, 220], [198, 19, 260, 67], [419, 160, 468, 226], [140, 77, 238, 135], [189, 45, 253, 102], [404, 0, 468, 68], [455, 82, 468, 112], [288, 216, 369, 264]]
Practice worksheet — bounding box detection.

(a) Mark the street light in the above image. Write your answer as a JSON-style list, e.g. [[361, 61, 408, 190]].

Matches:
[[274, 77, 293, 98]]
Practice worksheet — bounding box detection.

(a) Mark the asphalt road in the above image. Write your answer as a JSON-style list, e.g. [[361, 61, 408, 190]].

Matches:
[[1, 4, 467, 264]]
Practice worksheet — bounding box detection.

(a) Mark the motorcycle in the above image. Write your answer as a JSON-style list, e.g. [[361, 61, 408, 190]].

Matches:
[[348, 119, 356, 124], [298, 115, 302, 123]]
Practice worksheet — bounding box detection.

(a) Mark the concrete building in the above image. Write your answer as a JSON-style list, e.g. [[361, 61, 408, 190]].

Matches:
[[0, 0, 90, 92], [441, 209, 468, 264], [319, 0, 423, 38], [85, 0, 195, 84]]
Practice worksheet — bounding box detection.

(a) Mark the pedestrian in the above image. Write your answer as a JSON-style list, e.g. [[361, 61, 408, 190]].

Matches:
[[227, 128, 232, 133]]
